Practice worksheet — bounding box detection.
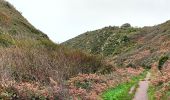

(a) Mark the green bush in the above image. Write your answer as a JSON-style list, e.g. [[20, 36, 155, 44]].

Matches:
[[121, 35, 130, 43], [158, 55, 169, 70]]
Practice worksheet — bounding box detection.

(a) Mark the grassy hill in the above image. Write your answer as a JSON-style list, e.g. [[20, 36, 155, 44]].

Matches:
[[63, 21, 170, 68]]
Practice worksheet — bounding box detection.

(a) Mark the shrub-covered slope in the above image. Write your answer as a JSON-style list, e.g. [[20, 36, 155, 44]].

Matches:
[[63, 25, 139, 56], [0, 0, 104, 79], [0, 1, 106, 99], [63, 21, 170, 68]]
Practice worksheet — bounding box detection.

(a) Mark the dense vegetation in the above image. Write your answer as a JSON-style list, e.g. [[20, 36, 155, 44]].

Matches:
[[63, 21, 170, 69], [147, 56, 170, 100], [63, 26, 139, 56], [0, 0, 107, 99]]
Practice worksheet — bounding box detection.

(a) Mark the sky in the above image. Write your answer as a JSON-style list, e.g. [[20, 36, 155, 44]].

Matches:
[[6, 0, 170, 43]]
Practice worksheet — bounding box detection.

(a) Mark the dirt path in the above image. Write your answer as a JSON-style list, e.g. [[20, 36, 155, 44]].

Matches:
[[133, 72, 151, 100]]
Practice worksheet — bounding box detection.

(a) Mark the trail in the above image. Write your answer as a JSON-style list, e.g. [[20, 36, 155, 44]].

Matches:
[[133, 72, 151, 100]]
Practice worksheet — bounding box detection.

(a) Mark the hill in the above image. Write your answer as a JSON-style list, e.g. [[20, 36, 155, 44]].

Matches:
[[0, 0, 105, 78], [63, 21, 170, 99], [0, 0, 106, 99], [0, 0, 48, 42], [63, 21, 170, 68]]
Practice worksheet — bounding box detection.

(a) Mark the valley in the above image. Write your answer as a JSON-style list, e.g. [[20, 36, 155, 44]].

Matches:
[[0, 0, 170, 99]]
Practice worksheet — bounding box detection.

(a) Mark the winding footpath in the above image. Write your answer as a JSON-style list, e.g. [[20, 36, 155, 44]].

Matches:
[[133, 72, 151, 100]]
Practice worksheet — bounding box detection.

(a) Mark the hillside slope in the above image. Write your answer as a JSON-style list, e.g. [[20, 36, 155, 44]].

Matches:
[[63, 21, 170, 68], [0, 0, 103, 78], [0, 0, 48, 41], [0, 1, 106, 99]]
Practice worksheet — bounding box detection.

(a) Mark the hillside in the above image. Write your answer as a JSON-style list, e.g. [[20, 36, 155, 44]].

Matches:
[[0, 0, 105, 78], [0, 0, 108, 99], [63, 21, 170, 68], [63, 21, 170, 99], [0, 0, 48, 42]]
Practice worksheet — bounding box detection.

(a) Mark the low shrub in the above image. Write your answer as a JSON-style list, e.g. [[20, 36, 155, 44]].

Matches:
[[158, 55, 169, 71]]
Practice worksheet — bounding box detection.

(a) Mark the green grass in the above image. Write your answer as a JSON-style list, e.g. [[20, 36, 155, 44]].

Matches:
[[147, 86, 156, 100], [101, 70, 147, 100]]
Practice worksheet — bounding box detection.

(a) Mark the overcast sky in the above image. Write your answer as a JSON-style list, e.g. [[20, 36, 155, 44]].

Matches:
[[6, 0, 170, 43]]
